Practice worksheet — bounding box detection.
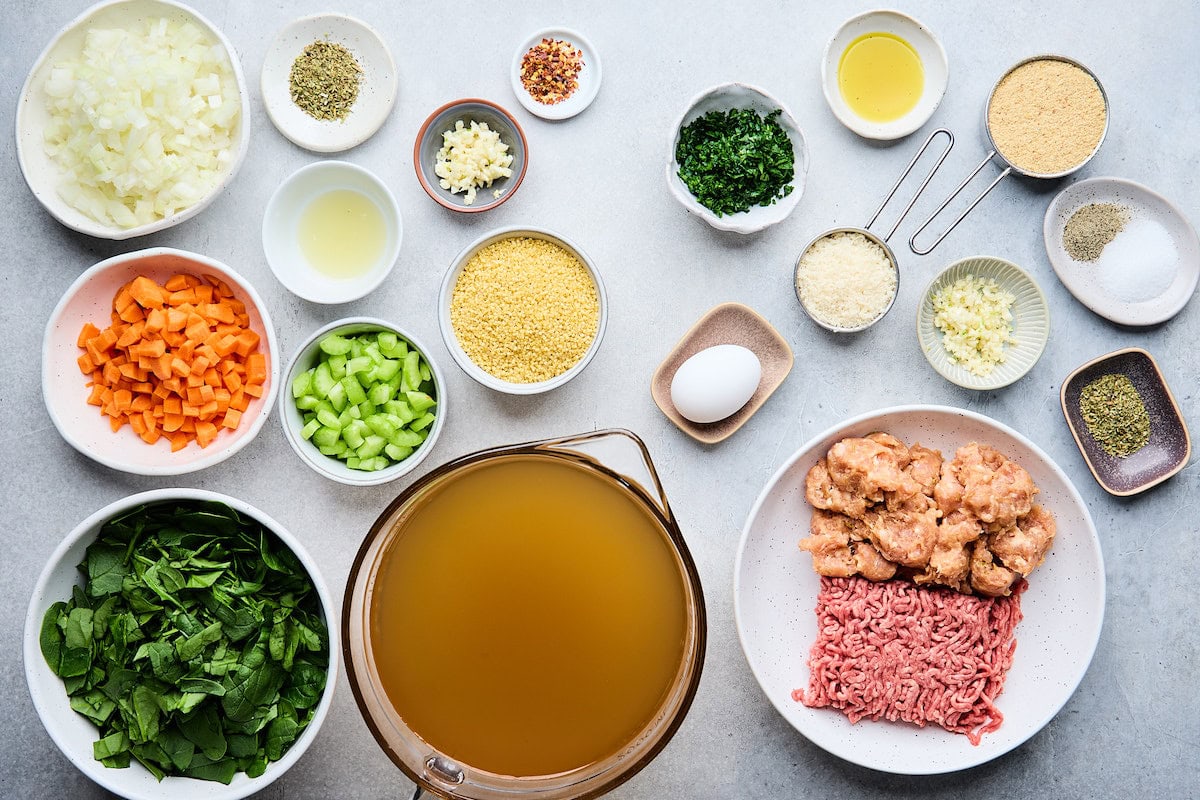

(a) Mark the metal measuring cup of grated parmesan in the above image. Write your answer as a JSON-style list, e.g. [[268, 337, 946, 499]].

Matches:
[[794, 129, 956, 332], [909, 54, 1109, 254]]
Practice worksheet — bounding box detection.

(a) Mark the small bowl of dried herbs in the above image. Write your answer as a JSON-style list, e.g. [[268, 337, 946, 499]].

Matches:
[[1060, 347, 1191, 496], [667, 83, 808, 234], [25, 489, 337, 799], [261, 14, 398, 153]]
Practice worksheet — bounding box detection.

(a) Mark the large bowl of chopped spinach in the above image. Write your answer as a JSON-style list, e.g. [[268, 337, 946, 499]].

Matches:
[[24, 489, 337, 800], [667, 83, 808, 234]]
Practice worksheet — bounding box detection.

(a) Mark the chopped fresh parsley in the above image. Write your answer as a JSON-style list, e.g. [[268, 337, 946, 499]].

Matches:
[[40, 500, 329, 784], [675, 108, 795, 217]]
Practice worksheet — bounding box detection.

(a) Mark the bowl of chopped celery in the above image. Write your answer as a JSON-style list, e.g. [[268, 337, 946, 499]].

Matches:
[[16, 0, 250, 239], [917, 256, 1050, 390], [24, 488, 337, 800], [667, 83, 808, 234], [280, 317, 446, 486]]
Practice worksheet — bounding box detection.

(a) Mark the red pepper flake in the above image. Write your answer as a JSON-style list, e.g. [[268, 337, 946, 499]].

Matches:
[[519, 38, 584, 105]]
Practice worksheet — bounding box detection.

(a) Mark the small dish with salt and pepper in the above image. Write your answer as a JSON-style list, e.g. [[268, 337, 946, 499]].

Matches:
[[1044, 177, 1200, 326], [1060, 348, 1190, 496], [261, 14, 398, 153], [510, 28, 602, 120]]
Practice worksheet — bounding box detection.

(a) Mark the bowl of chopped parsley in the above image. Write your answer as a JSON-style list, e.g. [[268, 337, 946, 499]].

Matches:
[[24, 489, 336, 800], [667, 83, 808, 234]]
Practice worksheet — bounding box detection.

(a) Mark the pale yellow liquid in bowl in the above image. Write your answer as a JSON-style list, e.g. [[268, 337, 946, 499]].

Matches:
[[298, 188, 386, 279], [367, 455, 689, 777], [838, 33, 924, 123]]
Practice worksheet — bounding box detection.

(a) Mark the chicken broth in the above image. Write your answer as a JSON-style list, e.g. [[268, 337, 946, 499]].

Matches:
[[367, 455, 689, 777]]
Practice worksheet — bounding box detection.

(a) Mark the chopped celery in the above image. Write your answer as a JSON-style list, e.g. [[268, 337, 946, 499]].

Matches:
[[411, 412, 436, 432], [406, 391, 436, 413], [291, 371, 312, 398], [300, 418, 321, 440], [319, 334, 353, 356]]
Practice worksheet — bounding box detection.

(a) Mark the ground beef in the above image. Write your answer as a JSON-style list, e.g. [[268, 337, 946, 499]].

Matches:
[[793, 576, 1024, 745]]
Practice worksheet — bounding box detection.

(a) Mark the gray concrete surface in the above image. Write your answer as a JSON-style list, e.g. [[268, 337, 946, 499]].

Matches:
[[2, 1, 1197, 798]]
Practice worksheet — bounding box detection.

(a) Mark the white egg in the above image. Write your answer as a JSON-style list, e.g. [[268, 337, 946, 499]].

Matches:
[[670, 345, 762, 424]]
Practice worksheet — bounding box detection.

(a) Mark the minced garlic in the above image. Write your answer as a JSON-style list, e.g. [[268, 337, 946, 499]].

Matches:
[[434, 119, 513, 205], [930, 275, 1017, 376]]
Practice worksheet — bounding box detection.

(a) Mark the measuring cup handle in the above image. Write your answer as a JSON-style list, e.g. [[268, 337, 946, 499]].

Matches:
[[538, 429, 676, 525], [908, 152, 1011, 255]]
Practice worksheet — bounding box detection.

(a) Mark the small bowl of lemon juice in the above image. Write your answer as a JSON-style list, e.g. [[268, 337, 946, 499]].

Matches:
[[263, 160, 402, 303], [821, 10, 948, 141]]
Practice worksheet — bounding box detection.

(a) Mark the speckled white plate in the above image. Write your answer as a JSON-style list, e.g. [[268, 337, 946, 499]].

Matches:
[[734, 405, 1104, 775], [510, 27, 601, 120], [917, 256, 1049, 390], [261, 14, 397, 153], [1043, 177, 1200, 326]]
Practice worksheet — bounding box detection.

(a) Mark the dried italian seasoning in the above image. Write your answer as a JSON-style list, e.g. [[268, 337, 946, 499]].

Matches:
[[1079, 373, 1151, 458], [289, 40, 363, 121]]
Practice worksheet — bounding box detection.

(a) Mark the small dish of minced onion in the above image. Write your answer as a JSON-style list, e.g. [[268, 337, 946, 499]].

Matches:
[[16, 0, 251, 240], [917, 256, 1050, 390]]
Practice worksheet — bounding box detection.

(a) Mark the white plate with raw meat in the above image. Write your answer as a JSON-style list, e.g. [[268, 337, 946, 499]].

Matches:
[[734, 405, 1104, 774]]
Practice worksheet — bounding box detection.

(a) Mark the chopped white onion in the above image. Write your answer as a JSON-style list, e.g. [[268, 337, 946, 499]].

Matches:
[[43, 18, 240, 229]]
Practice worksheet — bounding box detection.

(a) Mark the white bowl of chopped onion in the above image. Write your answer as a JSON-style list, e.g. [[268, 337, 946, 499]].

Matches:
[[16, 0, 250, 240]]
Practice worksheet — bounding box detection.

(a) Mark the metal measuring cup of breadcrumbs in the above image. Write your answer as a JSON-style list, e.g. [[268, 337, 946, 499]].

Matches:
[[908, 54, 1109, 255], [794, 129, 955, 332]]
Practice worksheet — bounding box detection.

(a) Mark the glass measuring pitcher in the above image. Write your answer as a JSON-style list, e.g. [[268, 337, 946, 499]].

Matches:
[[342, 429, 707, 800]]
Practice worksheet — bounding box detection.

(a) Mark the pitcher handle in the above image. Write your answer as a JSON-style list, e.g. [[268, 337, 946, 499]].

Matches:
[[536, 429, 674, 525]]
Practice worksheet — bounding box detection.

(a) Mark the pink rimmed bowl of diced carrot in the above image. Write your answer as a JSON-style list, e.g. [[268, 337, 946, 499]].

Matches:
[[42, 247, 279, 475]]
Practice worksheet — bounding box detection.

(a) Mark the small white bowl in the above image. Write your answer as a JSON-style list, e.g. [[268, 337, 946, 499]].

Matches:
[[1043, 177, 1200, 326], [509, 27, 602, 120], [261, 14, 398, 153], [16, 0, 251, 240], [821, 9, 948, 141], [917, 256, 1050, 390], [43, 247, 280, 475], [666, 83, 808, 235], [279, 317, 446, 486], [262, 160, 403, 304], [438, 227, 608, 394], [24, 488, 338, 800]]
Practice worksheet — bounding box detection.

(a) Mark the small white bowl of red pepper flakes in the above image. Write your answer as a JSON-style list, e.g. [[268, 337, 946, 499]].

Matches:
[[510, 27, 602, 120]]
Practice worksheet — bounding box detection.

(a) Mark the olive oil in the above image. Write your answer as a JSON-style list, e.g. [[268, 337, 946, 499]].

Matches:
[[838, 32, 924, 123], [367, 455, 689, 777], [298, 188, 386, 279]]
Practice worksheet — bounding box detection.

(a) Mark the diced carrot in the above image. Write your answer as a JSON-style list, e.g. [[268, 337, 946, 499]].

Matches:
[[244, 382, 265, 399], [110, 416, 126, 432], [114, 286, 135, 314], [144, 308, 167, 334], [221, 408, 242, 430], [169, 432, 189, 452], [164, 274, 190, 292], [118, 302, 146, 324], [245, 353, 266, 384], [129, 276, 166, 309], [199, 400, 219, 419], [130, 395, 153, 413], [130, 382, 154, 395], [102, 362, 122, 385], [235, 331, 261, 359], [186, 373, 204, 388], [163, 413, 184, 432], [194, 285, 214, 305], [223, 371, 242, 392], [169, 288, 197, 306], [77, 353, 96, 374], [77, 323, 101, 348], [229, 389, 249, 412], [166, 308, 188, 332], [87, 385, 105, 406], [194, 421, 218, 448]]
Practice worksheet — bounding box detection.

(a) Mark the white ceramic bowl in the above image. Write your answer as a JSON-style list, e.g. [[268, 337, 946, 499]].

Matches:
[[438, 226, 608, 394], [917, 256, 1050, 390], [24, 488, 339, 800], [821, 9, 948, 140], [42, 248, 280, 475], [509, 27, 602, 120], [1043, 176, 1200, 326], [279, 317, 446, 486], [262, 160, 403, 304], [735, 405, 1104, 774], [16, 0, 251, 240], [666, 83, 808, 234], [261, 14, 398, 153]]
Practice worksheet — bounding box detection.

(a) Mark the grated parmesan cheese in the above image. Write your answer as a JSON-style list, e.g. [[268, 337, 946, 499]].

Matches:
[[930, 275, 1016, 376], [434, 120, 513, 205], [795, 232, 897, 329]]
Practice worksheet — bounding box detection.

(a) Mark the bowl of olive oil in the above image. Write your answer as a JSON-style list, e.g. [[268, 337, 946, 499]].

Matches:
[[263, 160, 402, 304], [821, 10, 948, 141]]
